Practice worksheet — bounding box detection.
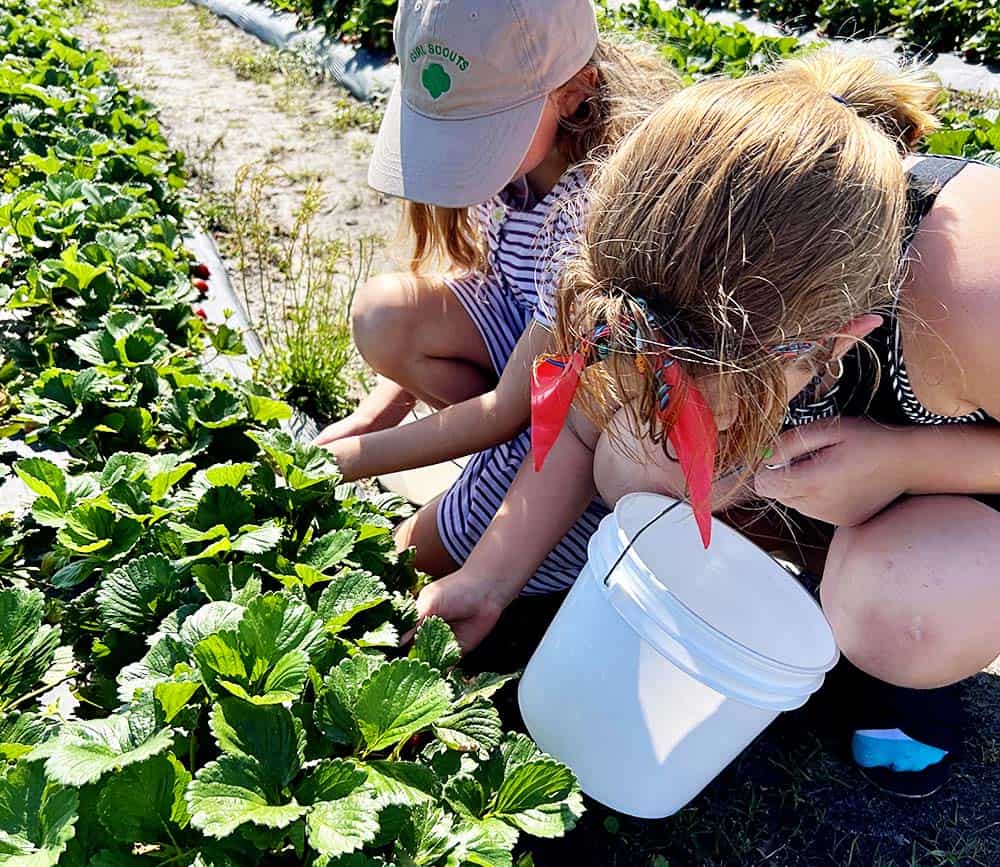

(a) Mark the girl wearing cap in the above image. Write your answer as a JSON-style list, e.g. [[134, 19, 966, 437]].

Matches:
[[536, 51, 999, 797], [316, 1, 678, 595]]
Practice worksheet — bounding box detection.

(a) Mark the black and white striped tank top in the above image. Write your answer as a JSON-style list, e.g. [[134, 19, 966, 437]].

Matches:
[[786, 156, 992, 430]]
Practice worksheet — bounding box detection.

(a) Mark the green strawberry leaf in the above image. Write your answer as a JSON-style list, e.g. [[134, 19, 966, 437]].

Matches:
[[363, 760, 440, 807], [454, 816, 519, 867], [300, 530, 358, 572], [154, 680, 202, 723], [0, 761, 78, 867], [409, 617, 461, 672], [305, 791, 380, 858], [295, 758, 368, 805], [13, 457, 67, 510], [177, 602, 245, 649], [443, 774, 488, 819], [28, 695, 174, 786], [56, 504, 141, 560], [0, 588, 62, 712], [314, 655, 383, 748], [316, 571, 388, 634], [356, 622, 400, 649], [185, 755, 306, 838], [230, 524, 283, 555], [0, 713, 57, 760], [192, 631, 247, 696], [238, 592, 325, 665], [96, 754, 191, 843], [203, 463, 255, 489], [209, 699, 304, 787], [433, 700, 502, 753], [354, 659, 453, 754], [96, 554, 183, 635], [261, 649, 310, 697], [395, 803, 457, 866], [116, 635, 189, 703], [452, 672, 519, 708], [194, 487, 253, 535], [491, 759, 583, 838], [246, 394, 292, 424]]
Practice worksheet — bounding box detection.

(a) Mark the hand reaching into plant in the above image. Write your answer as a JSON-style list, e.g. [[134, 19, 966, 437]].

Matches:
[[413, 569, 510, 654], [408, 418, 603, 653], [314, 377, 417, 445]]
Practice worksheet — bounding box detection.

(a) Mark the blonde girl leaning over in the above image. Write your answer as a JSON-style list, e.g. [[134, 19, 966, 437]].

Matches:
[[316, 0, 680, 596], [548, 52, 1000, 797]]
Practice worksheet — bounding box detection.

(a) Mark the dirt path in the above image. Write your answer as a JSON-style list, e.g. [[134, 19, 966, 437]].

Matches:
[[77, 0, 400, 328]]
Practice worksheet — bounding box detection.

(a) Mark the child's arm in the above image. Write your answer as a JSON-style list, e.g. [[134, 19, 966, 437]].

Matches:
[[412, 410, 600, 652], [325, 323, 552, 482]]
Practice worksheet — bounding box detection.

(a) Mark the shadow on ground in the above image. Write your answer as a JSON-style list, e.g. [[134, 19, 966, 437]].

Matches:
[[462, 594, 1000, 867]]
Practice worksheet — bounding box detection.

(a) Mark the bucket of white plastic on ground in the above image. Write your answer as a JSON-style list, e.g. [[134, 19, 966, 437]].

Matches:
[[518, 492, 839, 819]]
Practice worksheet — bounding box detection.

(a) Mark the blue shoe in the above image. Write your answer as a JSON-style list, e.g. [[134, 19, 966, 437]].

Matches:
[[852, 727, 952, 798], [848, 677, 964, 799]]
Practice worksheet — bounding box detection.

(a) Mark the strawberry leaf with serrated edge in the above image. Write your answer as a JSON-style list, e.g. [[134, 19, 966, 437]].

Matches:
[[354, 659, 453, 754], [185, 754, 306, 838], [409, 616, 461, 672], [96, 753, 191, 843]]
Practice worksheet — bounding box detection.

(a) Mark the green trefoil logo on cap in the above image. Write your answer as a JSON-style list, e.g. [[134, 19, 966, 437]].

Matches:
[[422, 62, 451, 99]]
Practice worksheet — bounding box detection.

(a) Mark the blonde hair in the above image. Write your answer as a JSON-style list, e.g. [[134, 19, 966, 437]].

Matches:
[[404, 35, 683, 275], [556, 50, 942, 473]]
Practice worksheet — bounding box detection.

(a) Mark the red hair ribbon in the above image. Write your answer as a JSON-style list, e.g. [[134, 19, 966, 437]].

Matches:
[[530, 344, 718, 549], [530, 351, 586, 473], [654, 355, 716, 548]]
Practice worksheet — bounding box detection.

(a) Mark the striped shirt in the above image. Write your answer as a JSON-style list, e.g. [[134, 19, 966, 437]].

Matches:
[[438, 164, 609, 594]]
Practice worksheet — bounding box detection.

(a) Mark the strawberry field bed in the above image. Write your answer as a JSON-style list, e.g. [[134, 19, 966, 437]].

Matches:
[[0, 2, 583, 864], [3, 1, 1000, 866]]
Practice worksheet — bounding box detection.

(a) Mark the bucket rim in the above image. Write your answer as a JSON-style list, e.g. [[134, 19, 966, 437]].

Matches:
[[598, 566, 827, 710], [610, 493, 841, 677]]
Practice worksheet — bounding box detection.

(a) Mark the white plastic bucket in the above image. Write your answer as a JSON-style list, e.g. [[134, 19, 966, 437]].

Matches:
[[518, 492, 839, 819]]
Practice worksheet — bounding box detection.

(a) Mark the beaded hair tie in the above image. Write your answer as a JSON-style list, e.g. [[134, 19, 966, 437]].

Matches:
[[531, 304, 817, 549]]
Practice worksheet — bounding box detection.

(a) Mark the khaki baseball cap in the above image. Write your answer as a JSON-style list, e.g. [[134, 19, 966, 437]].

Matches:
[[368, 0, 599, 208]]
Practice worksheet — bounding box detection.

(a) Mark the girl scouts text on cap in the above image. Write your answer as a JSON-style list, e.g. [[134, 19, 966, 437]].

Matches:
[[409, 43, 470, 71]]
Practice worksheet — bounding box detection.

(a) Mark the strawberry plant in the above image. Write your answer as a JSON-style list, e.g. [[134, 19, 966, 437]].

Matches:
[[0, 1, 583, 864], [598, 1, 999, 164], [597, 0, 802, 80]]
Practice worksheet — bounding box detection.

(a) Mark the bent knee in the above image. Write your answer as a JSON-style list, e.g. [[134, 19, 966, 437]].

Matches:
[[351, 273, 414, 371], [821, 525, 948, 688]]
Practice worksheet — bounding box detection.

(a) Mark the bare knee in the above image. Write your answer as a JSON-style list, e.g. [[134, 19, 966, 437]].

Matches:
[[821, 523, 950, 689], [351, 273, 414, 375]]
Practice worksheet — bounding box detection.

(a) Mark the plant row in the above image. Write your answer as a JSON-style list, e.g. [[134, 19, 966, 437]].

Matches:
[[259, 0, 1000, 65], [242, 0, 999, 162], [602, 0, 1000, 162], [0, 1, 582, 865], [715, 0, 1000, 65]]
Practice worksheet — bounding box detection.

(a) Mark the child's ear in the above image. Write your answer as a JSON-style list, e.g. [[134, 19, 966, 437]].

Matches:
[[692, 373, 740, 433], [555, 66, 599, 118], [831, 313, 883, 361]]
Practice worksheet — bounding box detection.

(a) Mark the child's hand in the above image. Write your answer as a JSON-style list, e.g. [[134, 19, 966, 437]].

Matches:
[[321, 435, 363, 483], [314, 411, 378, 446], [412, 569, 510, 654], [754, 417, 909, 526]]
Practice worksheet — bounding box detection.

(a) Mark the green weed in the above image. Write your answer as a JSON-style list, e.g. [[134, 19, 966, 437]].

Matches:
[[229, 163, 377, 422], [328, 95, 385, 133]]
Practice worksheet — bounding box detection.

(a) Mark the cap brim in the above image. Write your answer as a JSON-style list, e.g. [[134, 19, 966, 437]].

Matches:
[[368, 83, 546, 208]]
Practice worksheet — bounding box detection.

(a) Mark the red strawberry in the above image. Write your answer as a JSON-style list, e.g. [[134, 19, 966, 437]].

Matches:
[[191, 263, 211, 279], [194, 307, 208, 321], [194, 279, 210, 298]]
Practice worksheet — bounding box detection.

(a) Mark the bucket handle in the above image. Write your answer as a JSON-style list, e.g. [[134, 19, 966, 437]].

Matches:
[[601, 499, 685, 586]]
